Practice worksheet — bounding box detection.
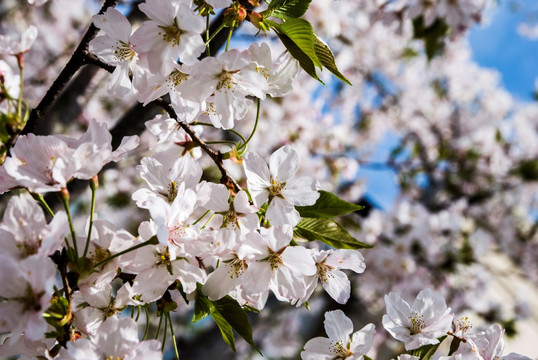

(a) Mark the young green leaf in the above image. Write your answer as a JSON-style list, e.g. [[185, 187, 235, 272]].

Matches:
[[273, 28, 323, 83], [193, 289, 260, 353], [213, 296, 260, 354], [294, 218, 373, 249], [409, 336, 447, 360], [266, 0, 312, 19], [314, 37, 352, 85], [296, 190, 364, 218], [270, 19, 321, 67]]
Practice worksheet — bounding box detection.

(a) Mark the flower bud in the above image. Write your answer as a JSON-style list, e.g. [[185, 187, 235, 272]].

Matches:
[[247, 11, 268, 32], [223, 3, 247, 26]]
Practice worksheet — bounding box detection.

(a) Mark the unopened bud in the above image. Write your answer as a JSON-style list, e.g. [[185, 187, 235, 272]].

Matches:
[[90, 174, 99, 191], [247, 11, 268, 32], [223, 4, 247, 26], [248, 0, 260, 6], [60, 187, 70, 200]]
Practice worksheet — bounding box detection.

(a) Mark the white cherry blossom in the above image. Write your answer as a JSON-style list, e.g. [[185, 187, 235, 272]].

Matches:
[[243, 145, 320, 227], [301, 310, 375, 360], [89, 7, 140, 97], [383, 288, 453, 350], [131, 0, 205, 74]]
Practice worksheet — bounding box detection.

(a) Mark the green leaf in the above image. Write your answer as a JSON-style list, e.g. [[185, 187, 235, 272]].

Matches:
[[409, 336, 447, 360], [213, 296, 260, 353], [266, 0, 312, 19], [296, 190, 364, 218], [270, 18, 321, 67], [364, 356, 374, 360], [273, 28, 322, 83], [193, 288, 260, 354], [193, 290, 211, 323], [209, 303, 237, 352], [294, 218, 373, 249], [313, 37, 352, 85]]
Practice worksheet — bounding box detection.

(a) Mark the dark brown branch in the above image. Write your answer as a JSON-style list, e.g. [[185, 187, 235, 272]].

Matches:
[[153, 98, 241, 193], [20, 0, 119, 137]]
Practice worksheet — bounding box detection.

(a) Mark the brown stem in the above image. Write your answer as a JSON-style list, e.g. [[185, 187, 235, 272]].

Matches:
[[153, 98, 241, 193]]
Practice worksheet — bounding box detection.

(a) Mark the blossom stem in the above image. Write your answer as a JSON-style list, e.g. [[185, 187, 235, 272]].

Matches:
[[142, 306, 150, 341], [192, 209, 211, 226], [228, 128, 248, 145], [30, 192, 55, 218], [167, 311, 180, 360], [201, 213, 216, 230], [135, 305, 142, 321], [156, 310, 164, 340], [161, 311, 168, 352], [60, 189, 79, 259], [206, 14, 211, 56], [205, 23, 226, 47], [225, 21, 235, 51], [93, 236, 158, 269], [16, 54, 24, 125], [83, 176, 98, 258], [205, 140, 238, 146], [239, 97, 260, 152]]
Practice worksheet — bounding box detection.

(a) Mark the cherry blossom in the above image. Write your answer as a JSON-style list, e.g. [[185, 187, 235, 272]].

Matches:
[[301, 310, 375, 360], [383, 288, 453, 350], [57, 316, 161, 360], [243, 145, 320, 227], [131, 0, 205, 74], [89, 7, 140, 96]]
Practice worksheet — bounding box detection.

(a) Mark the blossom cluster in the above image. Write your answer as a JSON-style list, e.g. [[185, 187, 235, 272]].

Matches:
[[0, 0, 536, 358]]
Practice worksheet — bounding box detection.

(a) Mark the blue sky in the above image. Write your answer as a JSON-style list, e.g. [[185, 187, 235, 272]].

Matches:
[[469, 0, 538, 101]]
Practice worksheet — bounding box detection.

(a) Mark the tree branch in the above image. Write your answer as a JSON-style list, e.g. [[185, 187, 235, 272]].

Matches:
[[153, 98, 241, 193], [20, 0, 119, 137]]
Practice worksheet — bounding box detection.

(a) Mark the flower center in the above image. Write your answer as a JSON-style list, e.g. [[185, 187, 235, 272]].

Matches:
[[168, 69, 189, 88], [216, 69, 239, 91], [331, 340, 353, 359], [266, 248, 285, 270], [226, 256, 248, 278], [222, 209, 239, 229], [409, 311, 425, 334], [316, 262, 334, 283], [267, 176, 286, 202], [167, 181, 178, 202], [17, 237, 42, 257], [158, 19, 183, 46], [454, 316, 472, 334], [90, 246, 111, 267], [113, 40, 137, 62]]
